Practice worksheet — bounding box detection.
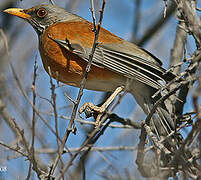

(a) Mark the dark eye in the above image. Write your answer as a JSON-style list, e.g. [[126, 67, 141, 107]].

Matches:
[[36, 8, 47, 18]]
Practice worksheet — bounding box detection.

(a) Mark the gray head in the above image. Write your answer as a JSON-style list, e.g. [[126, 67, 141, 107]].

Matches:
[[4, 4, 81, 35]]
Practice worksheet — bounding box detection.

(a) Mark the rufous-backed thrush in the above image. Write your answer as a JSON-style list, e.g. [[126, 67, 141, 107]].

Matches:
[[4, 4, 176, 140]]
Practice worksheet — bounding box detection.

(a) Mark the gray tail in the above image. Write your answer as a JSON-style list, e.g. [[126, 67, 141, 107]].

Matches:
[[147, 102, 175, 138], [146, 101, 182, 148], [132, 87, 181, 146]]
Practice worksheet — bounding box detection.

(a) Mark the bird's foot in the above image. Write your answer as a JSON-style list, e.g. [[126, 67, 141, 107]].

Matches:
[[79, 86, 124, 128], [78, 102, 104, 127]]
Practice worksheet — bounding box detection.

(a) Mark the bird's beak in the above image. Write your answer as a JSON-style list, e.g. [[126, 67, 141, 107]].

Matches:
[[3, 8, 31, 19]]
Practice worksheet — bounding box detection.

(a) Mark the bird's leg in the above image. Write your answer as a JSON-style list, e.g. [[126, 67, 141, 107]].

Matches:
[[79, 86, 124, 127]]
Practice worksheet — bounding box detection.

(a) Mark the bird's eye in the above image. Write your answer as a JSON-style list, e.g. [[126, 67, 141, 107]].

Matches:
[[36, 8, 47, 18]]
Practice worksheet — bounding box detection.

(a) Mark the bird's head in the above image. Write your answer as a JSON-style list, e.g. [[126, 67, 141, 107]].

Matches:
[[4, 4, 79, 35]]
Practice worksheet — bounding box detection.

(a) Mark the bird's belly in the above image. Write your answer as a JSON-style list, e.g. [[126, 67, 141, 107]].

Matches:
[[39, 47, 125, 92]]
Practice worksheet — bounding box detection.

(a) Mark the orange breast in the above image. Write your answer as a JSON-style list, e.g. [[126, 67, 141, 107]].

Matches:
[[39, 20, 124, 91]]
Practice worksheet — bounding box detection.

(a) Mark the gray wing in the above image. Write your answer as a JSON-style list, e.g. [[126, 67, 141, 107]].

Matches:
[[51, 38, 174, 90]]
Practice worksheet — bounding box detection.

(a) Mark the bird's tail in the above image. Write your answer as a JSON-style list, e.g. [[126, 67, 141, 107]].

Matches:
[[131, 85, 181, 147], [145, 100, 181, 149], [140, 95, 197, 175], [146, 101, 175, 138], [131, 78, 195, 176]]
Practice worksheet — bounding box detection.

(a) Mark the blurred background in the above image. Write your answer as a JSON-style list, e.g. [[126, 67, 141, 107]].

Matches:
[[0, 0, 200, 179]]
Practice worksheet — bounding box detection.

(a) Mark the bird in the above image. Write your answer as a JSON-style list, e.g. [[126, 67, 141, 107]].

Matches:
[[4, 4, 177, 142]]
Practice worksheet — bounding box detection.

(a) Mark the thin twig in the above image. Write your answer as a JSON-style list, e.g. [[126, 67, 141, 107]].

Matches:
[[53, 0, 106, 180], [137, 1, 177, 46], [36, 146, 137, 154], [48, 67, 61, 155], [0, 141, 27, 157], [51, 0, 106, 176], [10, 63, 63, 144], [26, 59, 38, 180], [56, 79, 127, 180], [39, 111, 141, 129]]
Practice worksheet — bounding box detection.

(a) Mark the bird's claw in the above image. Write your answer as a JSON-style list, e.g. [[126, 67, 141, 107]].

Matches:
[[79, 86, 124, 128], [79, 102, 105, 128]]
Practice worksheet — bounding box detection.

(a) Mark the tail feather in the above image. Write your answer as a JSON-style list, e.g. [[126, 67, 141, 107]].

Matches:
[[145, 99, 175, 140], [131, 82, 179, 144], [130, 75, 196, 176]]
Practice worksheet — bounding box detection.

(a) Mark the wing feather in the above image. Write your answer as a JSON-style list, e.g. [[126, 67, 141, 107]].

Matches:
[[52, 38, 174, 90]]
